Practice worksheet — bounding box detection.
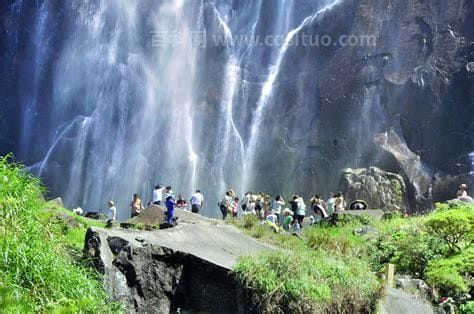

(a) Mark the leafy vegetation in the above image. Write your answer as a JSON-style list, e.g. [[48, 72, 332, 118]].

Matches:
[[232, 202, 473, 311], [0, 155, 120, 312], [425, 203, 473, 253], [368, 202, 473, 297], [425, 248, 473, 295], [232, 214, 382, 312]]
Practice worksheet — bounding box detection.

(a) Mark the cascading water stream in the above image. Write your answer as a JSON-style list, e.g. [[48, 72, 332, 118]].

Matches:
[[241, 0, 339, 192], [10, 0, 343, 218]]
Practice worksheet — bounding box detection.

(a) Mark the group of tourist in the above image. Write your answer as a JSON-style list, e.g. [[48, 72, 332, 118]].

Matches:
[[105, 185, 347, 230], [225, 191, 348, 231], [125, 185, 204, 225], [101, 182, 471, 229]]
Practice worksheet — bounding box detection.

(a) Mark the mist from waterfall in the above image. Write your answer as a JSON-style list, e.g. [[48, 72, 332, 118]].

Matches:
[[10, 0, 339, 218]]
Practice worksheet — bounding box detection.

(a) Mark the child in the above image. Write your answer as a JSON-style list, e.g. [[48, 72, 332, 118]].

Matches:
[[165, 195, 176, 224], [231, 197, 239, 218], [176, 193, 187, 209], [282, 208, 294, 232]]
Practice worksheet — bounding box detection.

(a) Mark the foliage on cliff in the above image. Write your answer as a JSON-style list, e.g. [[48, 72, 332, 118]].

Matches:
[[0, 155, 119, 312], [370, 202, 473, 296]]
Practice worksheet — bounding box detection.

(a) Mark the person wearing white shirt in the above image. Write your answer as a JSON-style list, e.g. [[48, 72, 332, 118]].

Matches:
[[190, 189, 204, 213], [152, 185, 164, 205], [271, 195, 285, 223], [265, 210, 278, 224], [107, 201, 116, 223]]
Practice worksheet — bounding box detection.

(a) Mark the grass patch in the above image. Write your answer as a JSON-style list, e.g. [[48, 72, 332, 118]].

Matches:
[[231, 214, 382, 312], [235, 249, 381, 313], [0, 155, 121, 312]]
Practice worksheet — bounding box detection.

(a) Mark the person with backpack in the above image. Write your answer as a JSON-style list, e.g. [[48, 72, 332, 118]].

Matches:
[[219, 190, 233, 220], [310, 194, 328, 220]]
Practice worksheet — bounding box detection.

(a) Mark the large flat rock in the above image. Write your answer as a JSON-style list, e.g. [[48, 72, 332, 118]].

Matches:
[[89, 221, 270, 270], [84, 219, 272, 312], [341, 209, 385, 220]]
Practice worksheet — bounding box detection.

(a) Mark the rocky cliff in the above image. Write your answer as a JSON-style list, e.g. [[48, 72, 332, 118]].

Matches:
[[0, 0, 473, 215], [84, 212, 271, 313]]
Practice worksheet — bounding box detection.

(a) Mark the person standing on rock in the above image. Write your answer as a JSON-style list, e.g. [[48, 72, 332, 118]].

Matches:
[[242, 191, 251, 212], [326, 192, 336, 216], [106, 201, 116, 224], [190, 189, 204, 213], [152, 185, 164, 205], [130, 194, 144, 218], [457, 184, 469, 198], [288, 195, 299, 219], [457, 184, 473, 202], [165, 195, 176, 224], [164, 186, 174, 199], [295, 196, 306, 228], [282, 208, 294, 231], [271, 195, 285, 224], [219, 190, 233, 220], [231, 197, 239, 218], [176, 194, 187, 209], [255, 193, 265, 219], [334, 192, 346, 212], [310, 194, 328, 220]]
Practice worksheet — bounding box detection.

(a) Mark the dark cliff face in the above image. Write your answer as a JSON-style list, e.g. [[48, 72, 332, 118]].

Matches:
[[241, 0, 474, 209], [0, 0, 473, 214]]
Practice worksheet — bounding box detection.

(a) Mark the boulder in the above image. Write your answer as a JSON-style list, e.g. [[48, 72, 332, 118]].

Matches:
[[339, 167, 406, 210], [396, 275, 433, 302], [379, 287, 434, 314], [46, 208, 82, 230], [48, 197, 64, 208], [353, 225, 376, 236], [375, 130, 433, 210], [84, 219, 272, 313], [128, 205, 223, 227], [128, 205, 166, 226]]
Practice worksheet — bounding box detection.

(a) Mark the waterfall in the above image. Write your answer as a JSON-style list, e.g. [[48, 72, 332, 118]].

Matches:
[[241, 0, 339, 192], [5, 0, 340, 218]]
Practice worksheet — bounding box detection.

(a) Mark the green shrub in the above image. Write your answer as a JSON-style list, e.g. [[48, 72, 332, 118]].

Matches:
[[425, 248, 473, 296], [459, 301, 474, 314], [234, 249, 381, 312], [326, 212, 374, 226], [425, 204, 473, 253], [369, 217, 443, 275], [239, 213, 260, 230], [0, 155, 119, 312], [306, 225, 366, 256]]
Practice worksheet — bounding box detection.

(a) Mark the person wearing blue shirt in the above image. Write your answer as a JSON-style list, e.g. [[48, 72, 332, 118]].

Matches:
[[165, 195, 176, 224]]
